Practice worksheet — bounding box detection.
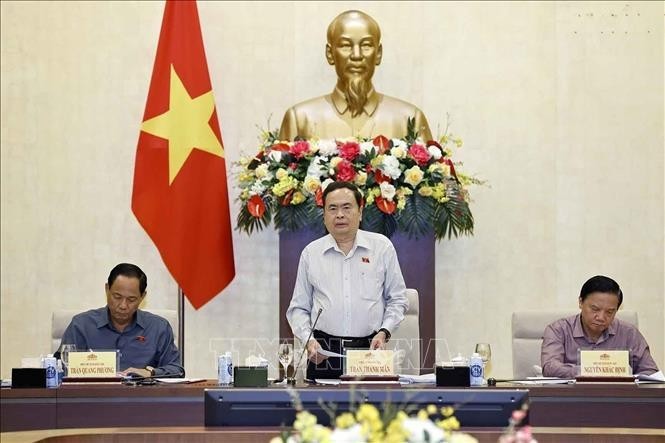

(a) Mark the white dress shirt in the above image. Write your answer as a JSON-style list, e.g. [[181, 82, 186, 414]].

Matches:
[[286, 230, 408, 344]]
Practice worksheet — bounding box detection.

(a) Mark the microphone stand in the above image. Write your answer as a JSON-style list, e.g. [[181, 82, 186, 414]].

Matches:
[[290, 308, 323, 385]]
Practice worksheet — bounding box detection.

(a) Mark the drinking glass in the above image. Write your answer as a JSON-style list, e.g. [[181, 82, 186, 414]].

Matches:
[[278, 343, 293, 382], [475, 343, 492, 377], [60, 344, 77, 376]]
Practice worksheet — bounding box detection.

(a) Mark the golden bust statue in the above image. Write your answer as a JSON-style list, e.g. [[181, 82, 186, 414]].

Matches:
[[279, 10, 433, 141]]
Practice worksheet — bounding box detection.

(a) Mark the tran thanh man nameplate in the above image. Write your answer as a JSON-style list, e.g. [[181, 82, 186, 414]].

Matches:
[[68, 351, 118, 377], [345, 350, 394, 376]]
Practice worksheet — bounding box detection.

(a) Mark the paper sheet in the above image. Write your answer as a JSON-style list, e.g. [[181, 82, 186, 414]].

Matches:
[[155, 378, 206, 384], [318, 349, 346, 358], [635, 370, 665, 384], [398, 373, 436, 384], [513, 377, 575, 385]]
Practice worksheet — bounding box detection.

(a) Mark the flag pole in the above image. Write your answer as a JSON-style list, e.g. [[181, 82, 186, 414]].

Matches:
[[177, 287, 185, 366]]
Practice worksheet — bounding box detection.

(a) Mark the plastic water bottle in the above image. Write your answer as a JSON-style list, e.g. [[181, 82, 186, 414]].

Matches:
[[469, 352, 484, 386], [218, 352, 233, 385], [43, 355, 58, 388]]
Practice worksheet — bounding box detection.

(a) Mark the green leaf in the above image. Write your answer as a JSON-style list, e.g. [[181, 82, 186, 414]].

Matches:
[[362, 203, 398, 238], [274, 200, 320, 232], [433, 182, 474, 240], [396, 193, 435, 239]]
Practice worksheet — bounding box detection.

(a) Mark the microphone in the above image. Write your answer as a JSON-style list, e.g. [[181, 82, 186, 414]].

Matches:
[[292, 308, 323, 382]]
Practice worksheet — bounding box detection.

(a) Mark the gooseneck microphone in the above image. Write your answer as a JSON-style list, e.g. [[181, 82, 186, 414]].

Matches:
[[292, 308, 323, 381]]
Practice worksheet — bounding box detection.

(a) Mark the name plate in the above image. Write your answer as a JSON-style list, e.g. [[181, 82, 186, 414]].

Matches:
[[579, 350, 630, 377], [68, 351, 118, 377], [345, 350, 394, 376]]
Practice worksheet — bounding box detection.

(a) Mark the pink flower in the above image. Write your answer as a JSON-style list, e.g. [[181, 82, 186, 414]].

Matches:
[[335, 159, 356, 181], [289, 140, 310, 159], [408, 143, 431, 166], [339, 141, 361, 161]]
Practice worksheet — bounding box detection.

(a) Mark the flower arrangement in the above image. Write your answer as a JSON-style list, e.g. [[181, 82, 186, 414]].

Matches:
[[236, 118, 480, 240], [270, 402, 478, 443]]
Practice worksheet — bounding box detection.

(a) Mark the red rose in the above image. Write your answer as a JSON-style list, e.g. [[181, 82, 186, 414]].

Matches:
[[375, 196, 396, 214], [339, 141, 361, 161], [408, 144, 431, 166], [271, 143, 290, 152], [247, 195, 266, 218], [289, 140, 310, 159], [336, 159, 356, 181], [373, 135, 390, 154]]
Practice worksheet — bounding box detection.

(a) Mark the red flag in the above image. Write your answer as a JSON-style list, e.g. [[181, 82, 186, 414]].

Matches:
[[132, 0, 235, 309]]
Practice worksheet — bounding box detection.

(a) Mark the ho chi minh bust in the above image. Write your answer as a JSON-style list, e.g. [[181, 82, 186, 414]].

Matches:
[[279, 10, 433, 142]]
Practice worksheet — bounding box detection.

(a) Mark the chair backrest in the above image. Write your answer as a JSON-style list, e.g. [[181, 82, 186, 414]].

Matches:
[[388, 288, 420, 375], [511, 310, 638, 379], [52, 308, 179, 352]]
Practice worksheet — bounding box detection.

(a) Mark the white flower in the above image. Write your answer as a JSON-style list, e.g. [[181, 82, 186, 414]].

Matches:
[[404, 165, 424, 187], [329, 424, 364, 443], [381, 155, 402, 180], [254, 163, 270, 179], [318, 139, 338, 156], [391, 138, 407, 150], [249, 181, 267, 196], [306, 156, 327, 178], [428, 145, 443, 160], [402, 417, 445, 443], [360, 141, 375, 155], [268, 150, 282, 162], [380, 182, 396, 200], [321, 178, 334, 192], [390, 146, 407, 159]]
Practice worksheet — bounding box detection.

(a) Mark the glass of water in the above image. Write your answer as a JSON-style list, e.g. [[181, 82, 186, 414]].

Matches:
[[278, 343, 293, 382], [60, 344, 77, 376]]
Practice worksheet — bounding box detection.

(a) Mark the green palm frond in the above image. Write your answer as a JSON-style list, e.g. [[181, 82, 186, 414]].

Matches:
[[274, 201, 319, 232], [361, 203, 398, 238], [433, 183, 474, 240], [396, 193, 435, 239], [236, 199, 273, 235]]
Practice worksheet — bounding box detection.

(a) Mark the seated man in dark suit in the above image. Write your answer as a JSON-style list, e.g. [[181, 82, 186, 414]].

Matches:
[[541, 275, 658, 378], [59, 263, 183, 377]]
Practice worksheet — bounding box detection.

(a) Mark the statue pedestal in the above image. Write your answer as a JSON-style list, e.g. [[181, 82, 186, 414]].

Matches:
[[278, 229, 435, 373]]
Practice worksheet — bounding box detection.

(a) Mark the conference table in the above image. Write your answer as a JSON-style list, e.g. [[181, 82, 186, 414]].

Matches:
[[2, 380, 664, 438]]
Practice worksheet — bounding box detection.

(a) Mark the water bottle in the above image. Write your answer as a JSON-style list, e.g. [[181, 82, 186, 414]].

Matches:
[[469, 352, 484, 386], [43, 355, 58, 388], [218, 352, 233, 385]]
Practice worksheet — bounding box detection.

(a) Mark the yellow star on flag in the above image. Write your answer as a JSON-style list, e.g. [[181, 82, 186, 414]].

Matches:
[[141, 64, 224, 184]]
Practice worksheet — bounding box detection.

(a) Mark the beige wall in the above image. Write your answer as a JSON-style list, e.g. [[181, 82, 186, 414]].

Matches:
[[1, 1, 663, 379]]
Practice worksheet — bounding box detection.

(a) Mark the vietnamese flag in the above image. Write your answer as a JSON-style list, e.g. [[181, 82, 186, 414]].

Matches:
[[132, 0, 235, 309]]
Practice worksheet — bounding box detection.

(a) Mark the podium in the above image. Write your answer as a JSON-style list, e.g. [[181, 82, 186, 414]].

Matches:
[[278, 228, 435, 373]]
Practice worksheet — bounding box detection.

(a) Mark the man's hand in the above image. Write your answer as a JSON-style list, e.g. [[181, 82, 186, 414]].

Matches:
[[121, 367, 151, 378], [307, 339, 328, 364], [370, 331, 387, 350]]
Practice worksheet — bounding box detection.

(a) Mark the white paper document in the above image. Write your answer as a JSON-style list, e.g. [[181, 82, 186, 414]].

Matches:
[[155, 378, 206, 384], [318, 349, 346, 358], [399, 373, 436, 384], [635, 371, 665, 384], [315, 378, 341, 385], [513, 377, 575, 385]]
